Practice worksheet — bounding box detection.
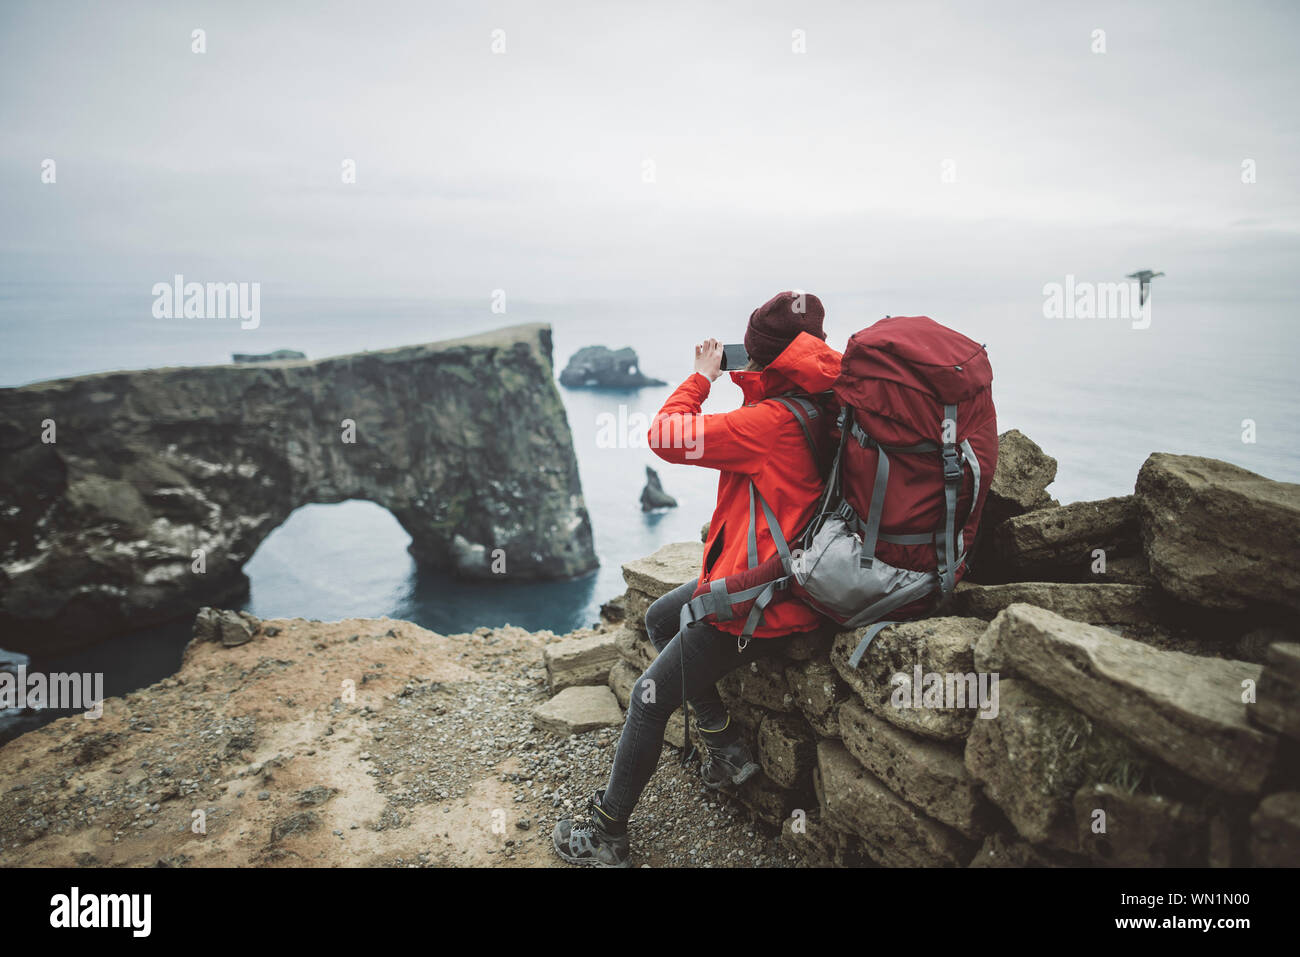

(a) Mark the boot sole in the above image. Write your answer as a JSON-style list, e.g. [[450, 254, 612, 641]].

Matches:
[[551, 829, 633, 868], [703, 759, 760, 790]]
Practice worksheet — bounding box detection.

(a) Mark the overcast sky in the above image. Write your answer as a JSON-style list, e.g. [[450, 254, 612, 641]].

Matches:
[[2, 0, 1298, 302]]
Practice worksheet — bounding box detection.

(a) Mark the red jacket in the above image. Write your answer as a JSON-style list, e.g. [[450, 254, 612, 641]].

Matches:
[[648, 332, 843, 637]]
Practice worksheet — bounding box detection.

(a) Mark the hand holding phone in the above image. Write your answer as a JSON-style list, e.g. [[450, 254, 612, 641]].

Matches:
[[693, 339, 724, 381]]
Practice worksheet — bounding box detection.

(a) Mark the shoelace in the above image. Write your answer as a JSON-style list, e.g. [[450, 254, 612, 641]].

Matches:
[[571, 794, 607, 842]]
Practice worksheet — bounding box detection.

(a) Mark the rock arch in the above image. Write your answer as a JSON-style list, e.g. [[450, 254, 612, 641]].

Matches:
[[0, 324, 597, 652]]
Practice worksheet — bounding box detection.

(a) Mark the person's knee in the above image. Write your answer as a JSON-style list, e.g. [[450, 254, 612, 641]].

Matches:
[[644, 582, 691, 644], [644, 599, 673, 642]]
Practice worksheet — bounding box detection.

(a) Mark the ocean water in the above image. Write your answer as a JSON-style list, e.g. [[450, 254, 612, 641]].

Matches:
[[2, 283, 1297, 740]]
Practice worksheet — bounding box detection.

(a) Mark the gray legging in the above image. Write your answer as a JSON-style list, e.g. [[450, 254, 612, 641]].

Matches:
[[599, 579, 790, 822]]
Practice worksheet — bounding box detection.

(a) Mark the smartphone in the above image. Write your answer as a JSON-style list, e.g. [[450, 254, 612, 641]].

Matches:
[[720, 343, 749, 371]]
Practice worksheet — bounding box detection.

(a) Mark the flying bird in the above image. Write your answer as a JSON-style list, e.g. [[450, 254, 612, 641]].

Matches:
[[1126, 269, 1165, 306]]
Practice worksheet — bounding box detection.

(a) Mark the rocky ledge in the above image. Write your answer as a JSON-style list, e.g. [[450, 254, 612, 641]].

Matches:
[[0, 324, 598, 654], [596, 438, 1300, 867], [2, 435, 1297, 868]]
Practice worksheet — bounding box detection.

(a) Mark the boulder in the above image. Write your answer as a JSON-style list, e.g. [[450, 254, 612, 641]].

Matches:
[[1248, 642, 1300, 742], [718, 657, 794, 712], [964, 678, 1163, 850], [639, 466, 678, 511], [623, 590, 654, 632], [612, 625, 657, 671], [784, 656, 851, 737], [966, 430, 1059, 579], [968, 832, 1083, 868], [1249, 792, 1300, 867], [193, 606, 221, 643], [621, 541, 701, 599], [975, 604, 1277, 794], [839, 699, 993, 839], [1072, 783, 1208, 866], [780, 810, 871, 868], [830, 617, 988, 741], [757, 713, 818, 790], [815, 740, 975, 867], [982, 429, 1059, 526], [1088, 553, 1157, 587], [990, 495, 1140, 581], [532, 685, 624, 735], [544, 631, 619, 692], [1263, 640, 1300, 684], [558, 345, 666, 389], [715, 679, 771, 734], [1136, 453, 1300, 613], [598, 593, 627, 624], [192, 607, 255, 647], [730, 771, 811, 828], [781, 627, 836, 661], [951, 581, 1162, 628]]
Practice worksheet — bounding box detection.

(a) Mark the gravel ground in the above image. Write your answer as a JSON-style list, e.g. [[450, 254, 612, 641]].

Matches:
[[0, 615, 793, 868]]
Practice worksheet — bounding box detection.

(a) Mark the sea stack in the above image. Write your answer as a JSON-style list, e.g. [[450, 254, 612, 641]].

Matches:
[[640, 466, 678, 511], [559, 346, 666, 388]]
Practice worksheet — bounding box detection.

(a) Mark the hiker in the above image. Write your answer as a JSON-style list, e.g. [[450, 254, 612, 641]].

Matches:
[[552, 291, 842, 867]]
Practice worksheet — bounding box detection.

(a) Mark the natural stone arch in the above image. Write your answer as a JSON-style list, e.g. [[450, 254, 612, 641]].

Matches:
[[0, 324, 597, 653]]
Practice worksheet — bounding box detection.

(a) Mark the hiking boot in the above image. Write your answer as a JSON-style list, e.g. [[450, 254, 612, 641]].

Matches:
[[700, 733, 760, 789], [551, 789, 631, 868]]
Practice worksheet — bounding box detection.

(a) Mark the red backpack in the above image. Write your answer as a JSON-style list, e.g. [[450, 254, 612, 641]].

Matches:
[[792, 315, 997, 666]]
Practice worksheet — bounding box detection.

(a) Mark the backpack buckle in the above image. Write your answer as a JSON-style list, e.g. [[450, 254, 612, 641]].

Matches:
[[942, 448, 962, 482]]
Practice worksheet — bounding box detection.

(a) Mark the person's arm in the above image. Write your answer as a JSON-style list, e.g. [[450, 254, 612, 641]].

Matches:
[[647, 339, 773, 474]]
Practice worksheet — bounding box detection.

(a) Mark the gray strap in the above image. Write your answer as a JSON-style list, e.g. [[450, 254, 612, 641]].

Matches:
[[739, 581, 780, 642], [679, 578, 788, 632], [878, 530, 935, 546], [709, 579, 734, 622], [878, 530, 966, 548], [847, 619, 899, 669], [771, 396, 819, 461], [859, 447, 890, 568], [961, 438, 981, 525], [937, 404, 961, 598], [841, 571, 939, 631], [850, 419, 939, 454], [884, 439, 940, 453], [747, 482, 759, 568], [747, 480, 791, 569]]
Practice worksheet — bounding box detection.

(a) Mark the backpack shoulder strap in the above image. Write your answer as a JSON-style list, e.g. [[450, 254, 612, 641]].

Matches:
[[937, 403, 962, 598], [769, 395, 819, 460]]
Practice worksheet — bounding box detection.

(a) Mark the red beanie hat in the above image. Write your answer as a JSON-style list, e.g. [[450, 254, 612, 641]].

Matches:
[[744, 291, 826, 366]]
